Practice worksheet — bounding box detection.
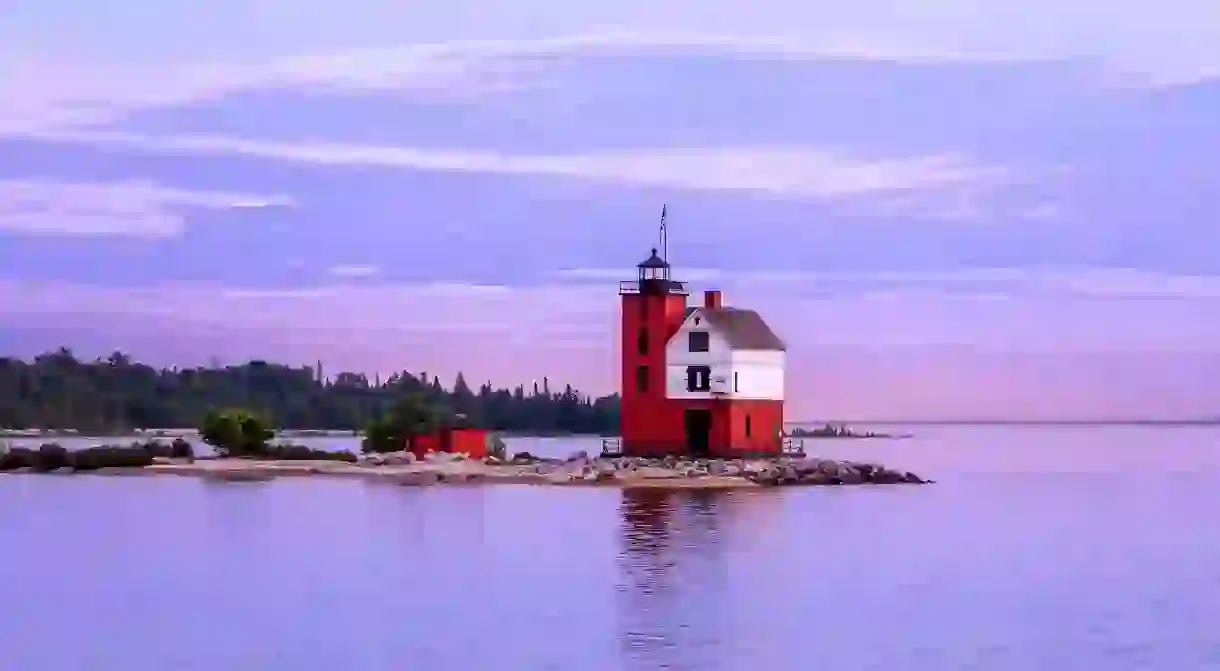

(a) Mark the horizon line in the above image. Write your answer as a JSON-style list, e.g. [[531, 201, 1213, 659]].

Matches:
[[792, 418, 1220, 426]]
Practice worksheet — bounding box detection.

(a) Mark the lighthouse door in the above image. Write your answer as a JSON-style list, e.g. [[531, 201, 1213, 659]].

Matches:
[[684, 409, 712, 457]]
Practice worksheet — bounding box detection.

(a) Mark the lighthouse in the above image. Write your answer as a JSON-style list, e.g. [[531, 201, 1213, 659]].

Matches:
[[617, 245, 788, 458]]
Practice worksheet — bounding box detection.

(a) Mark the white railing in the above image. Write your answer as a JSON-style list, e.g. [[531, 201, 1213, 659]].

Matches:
[[781, 437, 806, 456]]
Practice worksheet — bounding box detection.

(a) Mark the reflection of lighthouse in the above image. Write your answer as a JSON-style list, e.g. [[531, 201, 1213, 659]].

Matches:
[[615, 489, 730, 670]]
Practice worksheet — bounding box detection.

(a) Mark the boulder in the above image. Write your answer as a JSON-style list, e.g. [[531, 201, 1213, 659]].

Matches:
[[838, 465, 865, 485], [35, 444, 70, 472], [424, 451, 460, 464], [381, 451, 416, 466], [799, 471, 833, 485], [816, 460, 843, 477], [869, 468, 907, 485], [748, 467, 781, 486], [566, 450, 590, 463]]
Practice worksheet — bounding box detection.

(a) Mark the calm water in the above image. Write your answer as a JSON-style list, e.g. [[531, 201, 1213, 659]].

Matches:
[[3, 426, 1220, 670]]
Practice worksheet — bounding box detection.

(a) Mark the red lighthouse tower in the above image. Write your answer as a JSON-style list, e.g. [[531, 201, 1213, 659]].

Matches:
[[619, 248, 690, 455], [617, 240, 789, 458]]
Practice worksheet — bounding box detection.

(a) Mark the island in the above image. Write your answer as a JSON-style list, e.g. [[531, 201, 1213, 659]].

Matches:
[[0, 445, 929, 488], [1, 351, 931, 488], [787, 423, 907, 439]]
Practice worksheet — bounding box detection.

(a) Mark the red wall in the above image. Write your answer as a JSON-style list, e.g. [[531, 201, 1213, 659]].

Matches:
[[620, 291, 688, 452], [409, 433, 440, 456], [724, 399, 784, 455], [408, 428, 489, 459], [448, 428, 489, 459], [620, 398, 783, 457]]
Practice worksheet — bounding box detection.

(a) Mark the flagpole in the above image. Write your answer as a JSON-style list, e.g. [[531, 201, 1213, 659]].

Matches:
[[661, 204, 668, 267]]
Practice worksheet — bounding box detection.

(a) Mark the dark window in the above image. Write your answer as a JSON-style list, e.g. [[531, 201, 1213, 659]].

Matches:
[[734, 372, 739, 392], [688, 331, 710, 352], [745, 414, 752, 437], [686, 365, 711, 392], [637, 328, 649, 355], [636, 365, 649, 392]]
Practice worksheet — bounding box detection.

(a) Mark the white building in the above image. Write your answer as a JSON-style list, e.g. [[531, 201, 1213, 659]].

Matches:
[[664, 297, 786, 401]]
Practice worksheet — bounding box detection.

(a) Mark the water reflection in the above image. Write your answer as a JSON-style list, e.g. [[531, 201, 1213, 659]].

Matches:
[[616, 489, 742, 670]]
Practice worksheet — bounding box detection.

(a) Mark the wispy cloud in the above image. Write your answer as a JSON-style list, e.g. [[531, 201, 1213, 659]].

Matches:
[[20, 130, 1005, 199], [554, 266, 1220, 299], [0, 30, 1048, 134], [3, 275, 1218, 418], [0, 178, 294, 238], [327, 265, 380, 278]]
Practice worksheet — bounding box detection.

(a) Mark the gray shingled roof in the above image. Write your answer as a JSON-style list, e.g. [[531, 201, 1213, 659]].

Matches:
[[693, 307, 786, 351]]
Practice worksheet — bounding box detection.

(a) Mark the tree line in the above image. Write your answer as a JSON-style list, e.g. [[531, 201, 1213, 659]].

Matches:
[[0, 348, 620, 435]]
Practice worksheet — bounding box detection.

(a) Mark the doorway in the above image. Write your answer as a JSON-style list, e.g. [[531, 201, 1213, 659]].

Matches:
[[684, 409, 712, 457]]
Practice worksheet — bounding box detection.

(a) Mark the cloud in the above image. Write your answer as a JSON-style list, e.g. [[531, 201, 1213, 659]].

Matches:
[[0, 178, 295, 238], [20, 129, 1005, 199], [327, 265, 380, 278], [2, 267, 1219, 346], [553, 266, 1220, 299], [2, 274, 1218, 418], [0, 30, 1048, 134]]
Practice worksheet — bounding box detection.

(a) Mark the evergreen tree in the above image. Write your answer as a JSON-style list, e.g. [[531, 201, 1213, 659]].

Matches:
[[0, 349, 620, 435]]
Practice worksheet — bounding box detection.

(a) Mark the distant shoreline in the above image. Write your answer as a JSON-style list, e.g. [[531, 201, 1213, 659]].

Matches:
[[792, 420, 1220, 427], [6, 420, 1216, 439]]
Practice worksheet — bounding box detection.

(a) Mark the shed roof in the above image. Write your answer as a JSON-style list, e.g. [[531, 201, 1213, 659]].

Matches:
[[689, 307, 786, 351]]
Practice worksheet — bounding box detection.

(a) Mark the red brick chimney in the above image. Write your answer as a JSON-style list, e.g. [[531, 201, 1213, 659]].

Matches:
[[704, 290, 722, 309]]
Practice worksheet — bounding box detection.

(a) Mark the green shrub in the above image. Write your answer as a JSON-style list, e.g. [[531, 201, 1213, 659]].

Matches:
[[199, 408, 275, 457], [361, 392, 441, 454]]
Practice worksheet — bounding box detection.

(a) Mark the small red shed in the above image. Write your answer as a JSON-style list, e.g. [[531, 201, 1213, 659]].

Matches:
[[407, 427, 490, 460]]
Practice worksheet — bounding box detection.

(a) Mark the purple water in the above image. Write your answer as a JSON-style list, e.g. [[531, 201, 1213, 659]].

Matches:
[[2, 426, 1219, 670]]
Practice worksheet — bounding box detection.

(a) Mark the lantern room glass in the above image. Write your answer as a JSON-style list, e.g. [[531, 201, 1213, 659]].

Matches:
[[639, 266, 669, 282]]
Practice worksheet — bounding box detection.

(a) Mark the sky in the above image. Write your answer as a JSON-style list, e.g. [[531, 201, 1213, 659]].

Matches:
[[2, 0, 1219, 420]]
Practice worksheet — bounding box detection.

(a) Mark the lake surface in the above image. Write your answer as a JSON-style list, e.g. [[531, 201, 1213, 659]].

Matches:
[[3, 425, 1220, 670]]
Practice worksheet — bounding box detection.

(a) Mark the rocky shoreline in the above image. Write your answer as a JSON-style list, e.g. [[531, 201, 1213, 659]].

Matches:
[[2, 449, 931, 488]]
